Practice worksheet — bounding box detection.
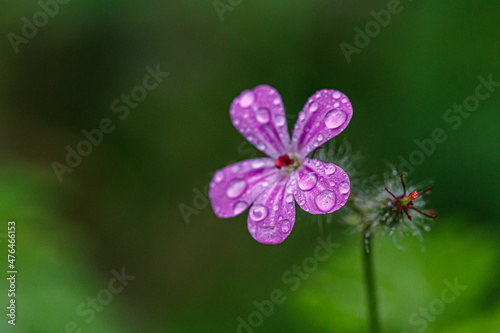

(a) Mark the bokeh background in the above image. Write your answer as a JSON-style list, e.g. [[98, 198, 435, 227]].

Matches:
[[1, 1, 499, 332]]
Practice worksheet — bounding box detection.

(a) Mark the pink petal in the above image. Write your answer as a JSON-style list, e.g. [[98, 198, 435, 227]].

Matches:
[[247, 176, 295, 245], [230, 85, 291, 159], [290, 158, 350, 215], [209, 158, 281, 218], [291, 90, 353, 158]]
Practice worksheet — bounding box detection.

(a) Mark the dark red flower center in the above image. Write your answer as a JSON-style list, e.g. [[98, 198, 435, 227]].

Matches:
[[275, 154, 295, 169]]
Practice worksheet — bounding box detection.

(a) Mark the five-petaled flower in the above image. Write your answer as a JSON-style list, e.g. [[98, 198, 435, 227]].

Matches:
[[209, 85, 353, 244]]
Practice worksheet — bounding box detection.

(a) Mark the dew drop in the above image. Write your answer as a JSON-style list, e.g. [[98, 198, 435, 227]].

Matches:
[[231, 164, 241, 172], [273, 97, 280, 105], [256, 108, 271, 124], [333, 91, 341, 99], [324, 164, 336, 175], [226, 179, 247, 198], [273, 204, 279, 211], [299, 200, 305, 206], [285, 194, 294, 203], [214, 171, 225, 183], [315, 190, 336, 212], [275, 115, 286, 127], [317, 133, 324, 141], [233, 201, 248, 215], [281, 219, 292, 233], [234, 119, 240, 126], [299, 112, 306, 121], [257, 142, 266, 151], [239, 91, 254, 107], [261, 180, 270, 187], [298, 172, 317, 191], [309, 101, 318, 112], [256, 226, 280, 242], [250, 204, 268, 222], [324, 109, 347, 129], [251, 159, 265, 169], [339, 181, 350, 194]]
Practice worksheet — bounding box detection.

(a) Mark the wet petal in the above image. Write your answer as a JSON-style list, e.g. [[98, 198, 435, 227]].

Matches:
[[291, 90, 353, 158], [230, 85, 291, 159], [290, 158, 350, 214], [209, 158, 281, 218], [247, 176, 295, 245]]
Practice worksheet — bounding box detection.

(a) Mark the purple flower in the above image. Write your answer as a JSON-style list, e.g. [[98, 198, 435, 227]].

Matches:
[[209, 85, 353, 244]]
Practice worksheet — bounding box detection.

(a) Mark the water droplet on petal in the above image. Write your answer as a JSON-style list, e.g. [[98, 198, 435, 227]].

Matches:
[[250, 204, 268, 222], [325, 164, 336, 175], [233, 201, 248, 215], [281, 219, 292, 233], [256, 226, 280, 242], [333, 91, 341, 99], [251, 159, 265, 169], [273, 97, 280, 105], [239, 91, 254, 107], [309, 101, 318, 112], [231, 164, 241, 172], [256, 108, 271, 124], [257, 142, 266, 151], [299, 112, 306, 121], [234, 119, 240, 126], [299, 200, 305, 206], [261, 180, 270, 187], [325, 109, 347, 129], [317, 133, 324, 141], [214, 171, 225, 183], [226, 179, 247, 198], [298, 172, 317, 191], [274, 115, 286, 127], [339, 181, 350, 194], [315, 190, 336, 212], [341, 97, 348, 103], [285, 194, 294, 203], [273, 204, 279, 211]]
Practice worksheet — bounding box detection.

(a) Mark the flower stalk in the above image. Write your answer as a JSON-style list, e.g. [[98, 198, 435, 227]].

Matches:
[[362, 230, 381, 333]]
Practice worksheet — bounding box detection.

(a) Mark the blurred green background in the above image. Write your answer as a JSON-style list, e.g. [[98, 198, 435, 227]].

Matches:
[[1, 1, 499, 332]]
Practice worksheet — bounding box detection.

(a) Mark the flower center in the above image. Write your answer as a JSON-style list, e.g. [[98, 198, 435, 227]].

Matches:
[[275, 154, 300, 171]]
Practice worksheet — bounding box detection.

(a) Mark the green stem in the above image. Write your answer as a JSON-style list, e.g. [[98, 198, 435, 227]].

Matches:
[[362, 232, 381, 333]]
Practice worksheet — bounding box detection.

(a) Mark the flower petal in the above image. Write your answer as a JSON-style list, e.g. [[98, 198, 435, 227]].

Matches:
[[290, 158, 350, 215], [247, 176, 295, 245], [291, 90, 353, 158], [209, 158, 281, 218], [230, 85, 291, 159]]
